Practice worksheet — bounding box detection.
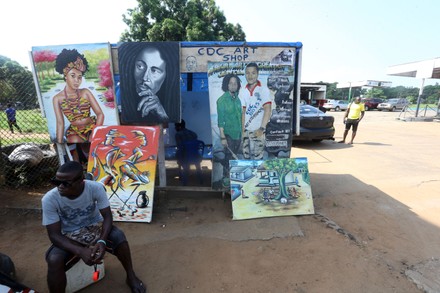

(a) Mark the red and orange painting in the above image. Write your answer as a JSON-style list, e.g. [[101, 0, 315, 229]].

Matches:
[[87, 125, 160, 222]]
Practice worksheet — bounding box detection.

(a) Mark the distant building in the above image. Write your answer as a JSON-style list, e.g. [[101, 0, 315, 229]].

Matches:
[[387, 57, 440, 117], [336, 80, 392, 100], [301, 83, 327, 106], [337, 80, 392, 89]]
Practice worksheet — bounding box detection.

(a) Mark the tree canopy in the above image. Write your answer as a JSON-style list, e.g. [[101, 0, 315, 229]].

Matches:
[[364, 88, 386, 100], [262, 158, 310, 201], [0, 56, 37, 109], [120, 0, 246, 42]]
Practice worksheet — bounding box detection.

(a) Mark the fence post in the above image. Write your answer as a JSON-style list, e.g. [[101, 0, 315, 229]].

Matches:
[[0, 136, 4, 185]]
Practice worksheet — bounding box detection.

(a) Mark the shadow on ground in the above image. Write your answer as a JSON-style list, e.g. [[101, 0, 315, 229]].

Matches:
[[0, 172, 439, 292]]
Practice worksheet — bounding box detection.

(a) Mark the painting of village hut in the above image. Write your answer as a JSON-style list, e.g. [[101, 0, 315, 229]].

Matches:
[[229, 157, 314, 220]]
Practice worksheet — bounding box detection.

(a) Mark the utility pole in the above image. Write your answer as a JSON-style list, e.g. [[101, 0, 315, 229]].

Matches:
[[415, 78, 425, 118], [348, 82, 352, 101]]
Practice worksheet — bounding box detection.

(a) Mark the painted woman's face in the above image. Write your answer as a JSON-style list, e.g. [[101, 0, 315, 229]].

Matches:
[[65, 68, 83, 90], [228, 77, 239, 94]]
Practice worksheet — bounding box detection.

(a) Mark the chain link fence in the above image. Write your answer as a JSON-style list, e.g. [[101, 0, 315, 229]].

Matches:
[[0, 68, 59, 188]]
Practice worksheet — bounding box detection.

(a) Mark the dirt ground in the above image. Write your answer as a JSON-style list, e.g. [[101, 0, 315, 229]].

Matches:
[[0, 128, 50, 141], [1, 110, 440, 293]]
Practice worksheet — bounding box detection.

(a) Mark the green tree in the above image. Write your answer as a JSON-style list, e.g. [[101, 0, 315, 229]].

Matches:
[[383, 86, 404, 100], [120, 0, 246, 42], [322, 82, 346, 100], [365, 88, 386, 99], [382, 86, 419, 101], [0, 56, 37, 108], [262, 158, 302, 201], [402, 87, 419, 101], [322, 83, 440, 104], [421, 84, 440, 104], [83, 48, 111, 79], [321, 82, 365, 101]]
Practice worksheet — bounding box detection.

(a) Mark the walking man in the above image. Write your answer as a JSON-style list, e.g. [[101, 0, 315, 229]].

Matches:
[[5, 103, 22, 133]]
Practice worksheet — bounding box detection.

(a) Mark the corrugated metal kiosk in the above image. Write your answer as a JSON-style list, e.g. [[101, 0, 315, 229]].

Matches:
[[158, 41, 303, 191], [44, 41, 303, 192]]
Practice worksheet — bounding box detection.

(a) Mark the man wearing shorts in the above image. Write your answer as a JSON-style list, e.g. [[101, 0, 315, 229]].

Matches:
[[42, 161, 146, 293], [339, 97, 365, 144]]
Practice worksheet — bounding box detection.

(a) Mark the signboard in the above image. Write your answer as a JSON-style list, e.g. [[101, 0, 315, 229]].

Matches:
[[208, 61, 295, 189], [181, 44, 296, 72], [199, 44, 297, 190]]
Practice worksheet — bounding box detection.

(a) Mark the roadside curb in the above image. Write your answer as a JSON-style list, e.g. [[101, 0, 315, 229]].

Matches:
[[405, 258, 440, 293]]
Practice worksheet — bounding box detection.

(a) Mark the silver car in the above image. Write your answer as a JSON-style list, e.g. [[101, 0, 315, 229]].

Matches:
[[377, 98, 409, 111], [322, 99, 349, 111]]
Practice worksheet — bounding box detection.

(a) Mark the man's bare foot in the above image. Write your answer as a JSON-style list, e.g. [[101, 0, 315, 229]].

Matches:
[[126, 276, 146, 293], [348, 142, 353, 145], [338, 140, 345, 143]]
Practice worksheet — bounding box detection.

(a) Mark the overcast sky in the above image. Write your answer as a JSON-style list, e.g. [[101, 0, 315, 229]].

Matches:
[[2, 0, 439, 88]]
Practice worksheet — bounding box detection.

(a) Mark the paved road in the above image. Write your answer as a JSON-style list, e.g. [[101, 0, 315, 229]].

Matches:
[[1, 109, 440, 292], [295, 109, 440, 226], [293, 109, 440, 292]]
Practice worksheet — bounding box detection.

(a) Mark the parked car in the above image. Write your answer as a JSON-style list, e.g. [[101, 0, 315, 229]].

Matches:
[[322, 99, 349, 111], [377, 98, 409, 111], [292, 105, 335, 142], [362, 98, 383, 111]]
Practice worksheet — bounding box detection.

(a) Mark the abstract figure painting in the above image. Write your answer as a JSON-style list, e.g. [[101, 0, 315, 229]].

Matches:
[[229, 157, 314, 220], [87, 125, 160, 222]]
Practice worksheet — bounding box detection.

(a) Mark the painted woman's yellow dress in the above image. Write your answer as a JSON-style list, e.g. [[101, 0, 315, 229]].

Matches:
[[58, 89, 96, 142]]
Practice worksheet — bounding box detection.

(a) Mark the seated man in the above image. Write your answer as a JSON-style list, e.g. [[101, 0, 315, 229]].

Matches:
[[174, 119, 199, 165], [174, 120, 203, 185], [42, 161, 146, 293], [174, 119, 197, 146]]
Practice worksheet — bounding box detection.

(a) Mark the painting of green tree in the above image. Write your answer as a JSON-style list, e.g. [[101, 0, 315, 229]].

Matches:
[[229, 157, 314, 220]]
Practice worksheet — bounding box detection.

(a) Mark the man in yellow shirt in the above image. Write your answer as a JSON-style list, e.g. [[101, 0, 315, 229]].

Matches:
[[338, 97, 365, 144]]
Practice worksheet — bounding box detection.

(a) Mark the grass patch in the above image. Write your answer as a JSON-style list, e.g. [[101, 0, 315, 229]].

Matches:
[[38, 78, 58, 93], [0, 109, 48, 132], [1, 109, 51, 145]]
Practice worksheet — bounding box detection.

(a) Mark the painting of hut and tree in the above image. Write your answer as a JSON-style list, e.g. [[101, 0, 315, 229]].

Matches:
[[229, 157, 314, 220]]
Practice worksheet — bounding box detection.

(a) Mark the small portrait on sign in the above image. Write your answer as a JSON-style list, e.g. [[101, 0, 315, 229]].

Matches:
[[270, 49, 294, 65], [185, 55, 198, 72]]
